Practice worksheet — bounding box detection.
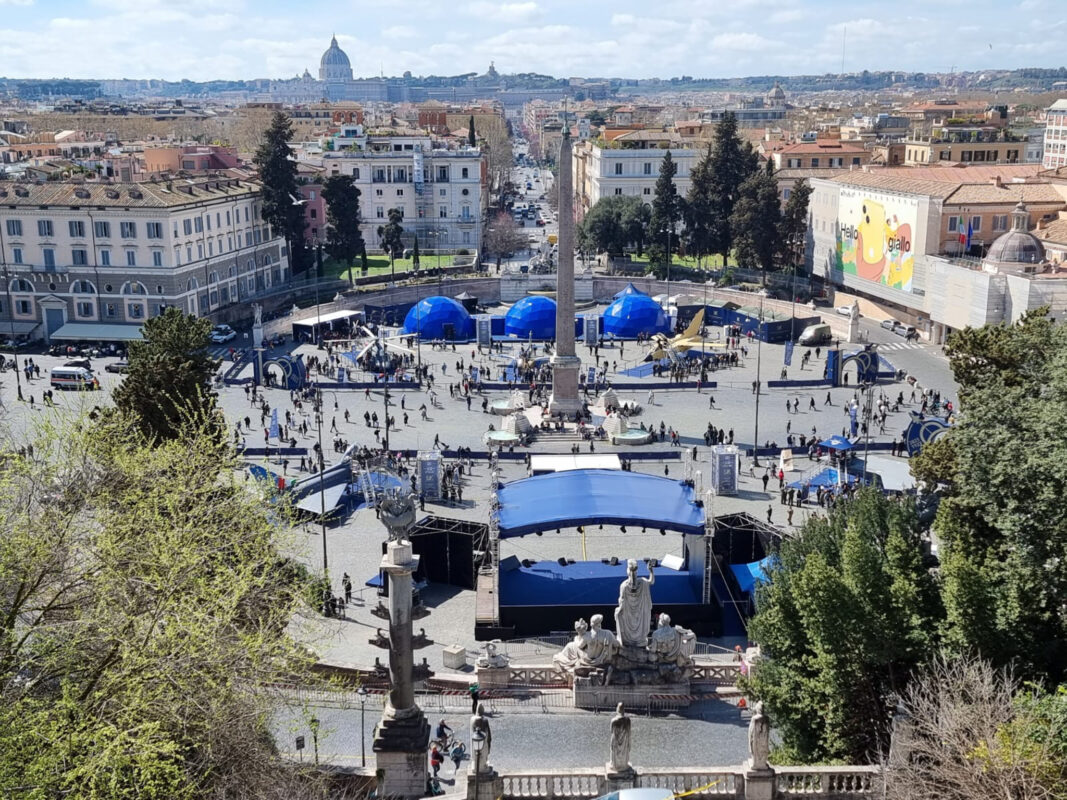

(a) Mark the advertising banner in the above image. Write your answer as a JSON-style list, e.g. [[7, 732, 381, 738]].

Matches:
[[837, 187, 918, 293]]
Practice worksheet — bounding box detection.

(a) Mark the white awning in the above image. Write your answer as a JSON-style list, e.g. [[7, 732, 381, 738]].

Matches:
[[529, 454, 622, 474], [50, 323, 144, 342], [292, 309, 362, 329], [296, 483, 348, 515]]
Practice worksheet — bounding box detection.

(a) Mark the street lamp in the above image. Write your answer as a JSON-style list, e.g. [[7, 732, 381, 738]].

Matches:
[[357, 685, 368, 767], [471, 728, 486, 792], [658, 227, 673, 315], [789, 232, 803, 342], [315, 409, 328, 589], [309, 716, 320, 766], [752, 295, 765, 467]]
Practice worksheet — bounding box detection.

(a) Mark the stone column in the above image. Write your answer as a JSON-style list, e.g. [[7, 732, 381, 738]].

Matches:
[[373, 540, 430, 799], [549, 129, 582, 418]]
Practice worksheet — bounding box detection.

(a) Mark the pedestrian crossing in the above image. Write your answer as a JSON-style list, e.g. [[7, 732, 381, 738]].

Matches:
[[874, 341, 926, 352]]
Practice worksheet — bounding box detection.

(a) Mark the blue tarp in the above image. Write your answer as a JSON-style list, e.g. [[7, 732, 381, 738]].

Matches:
[[496, 469, 706, 537], [729, 558, 774, 595], [819, 435, 854, 451], [500, 559, 700, 606], [787, 468, 858, 490]]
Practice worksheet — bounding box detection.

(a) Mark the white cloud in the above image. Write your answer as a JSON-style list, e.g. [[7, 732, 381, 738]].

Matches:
[[611, 14, 635, 25], [769, 8, 804, 23], [382, 25, 417, 39], [711, 32, 779, 50], [462, 1, 540, 22]]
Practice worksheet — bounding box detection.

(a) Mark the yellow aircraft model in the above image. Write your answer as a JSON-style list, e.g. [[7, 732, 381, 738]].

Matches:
[[646, 308, 714, 361]]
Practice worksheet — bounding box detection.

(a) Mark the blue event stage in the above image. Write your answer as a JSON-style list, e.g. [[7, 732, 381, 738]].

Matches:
[[480, 469, 763, 639]]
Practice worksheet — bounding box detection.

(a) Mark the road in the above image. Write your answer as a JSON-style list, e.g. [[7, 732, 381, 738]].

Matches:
[[500, 139, 559, 273]]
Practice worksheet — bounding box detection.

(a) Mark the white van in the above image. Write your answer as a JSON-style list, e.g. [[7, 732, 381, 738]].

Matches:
[[50, 366, 99, 390], [798, 324, 832, 346]]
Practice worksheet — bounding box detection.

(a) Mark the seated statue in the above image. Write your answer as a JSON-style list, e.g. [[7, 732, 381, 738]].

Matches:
[[553, 619, 590, 672], [577, 613, 618, 675], [648, 613, 697, 668]]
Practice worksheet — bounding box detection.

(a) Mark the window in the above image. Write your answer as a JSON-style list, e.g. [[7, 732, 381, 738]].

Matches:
[[614, 188, 623, 195], [100, 249, 111, 266], [461, 167, 469, 179], [68, 220, 85, 237], [439, 188, 446, 197], [310, 208, 317, 219], [183, 219, 192, 235], [205, 215, 212, 231], [37, 219, 53, 237], [948, 217, 958, 233], [614, 163, 623, 175], [643, 187, 651, 195], [208, 241, 213, 256], [194, 217, 203, 233], [71, 280, 95, 294], [104, 303, 116, 318], [94, 220, 110, 238], [783, 189, 792, 200], [376, 189, 383, 197], [12, 248, 22, 264], [376, 207, 384, 218], [186, 246, 192, 262], [152, 251, 163, 267], [352, 168, 360, 180], [810, 158, 820, 167], [127, 303, 145, 319], [76, 301, 94, 317], [787, 158, 801, 168], [992, 214, 1009, 232], [436, 166, 449, 182], [396, 189, 404, 196], [440, 206, 448, 218], [43, 249, 55, 268], [120, 221, 137, 238], [462, 231, 471, 244], [15, 300, 32, 316], [5, 220, 21, 237], [226, 211, 231, 226], [126, 251, 137, 266], [197, 244, 203, 259], [72, 249, 88, 266], [852, 157, 861, 166], [643, 162, 653, 175]]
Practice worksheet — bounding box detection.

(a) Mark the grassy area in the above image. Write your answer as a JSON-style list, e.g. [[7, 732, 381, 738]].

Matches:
[[625, 253, 725, 269], [325, 254, 458, 282]]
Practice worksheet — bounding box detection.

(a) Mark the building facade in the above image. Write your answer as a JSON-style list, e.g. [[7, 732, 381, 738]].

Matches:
[[0, 178, 288, 340], [807, 169, 1067, 343], [314, 127, 484, 252], [1043, 99, 1067, 169], [572, 139, 698, 221]]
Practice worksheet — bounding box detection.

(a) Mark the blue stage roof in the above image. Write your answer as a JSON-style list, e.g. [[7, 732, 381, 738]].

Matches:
[[496, 469, 706, 537], [500, 559, 700, 606]]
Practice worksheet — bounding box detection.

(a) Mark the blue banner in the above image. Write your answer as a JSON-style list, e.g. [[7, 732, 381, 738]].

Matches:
[[849, 405, 858, 438], [904, 411, 952, 457], [418, 455, 441, 499], [587, 366, 597, 387], [269, 408, 280, 440], [784, 340, 794, 366]]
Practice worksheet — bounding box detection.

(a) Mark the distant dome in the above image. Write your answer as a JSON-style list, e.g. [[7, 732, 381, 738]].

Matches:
[[403, 296, 474, 340], [505, 296, 556, 339], [602, 290, 669, 338], [319, 36, 353, 83], [984, 201, 1046, 268], [766, 82, 786, 105]]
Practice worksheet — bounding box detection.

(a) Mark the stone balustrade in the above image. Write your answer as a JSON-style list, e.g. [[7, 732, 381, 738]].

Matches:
[[501, 769, 602, 800], [635, 767, 744, 797], [774, 766, 881, 796]]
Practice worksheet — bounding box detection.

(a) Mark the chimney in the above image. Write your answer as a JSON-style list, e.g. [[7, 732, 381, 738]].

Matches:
[[991, 176, 1003, 188]]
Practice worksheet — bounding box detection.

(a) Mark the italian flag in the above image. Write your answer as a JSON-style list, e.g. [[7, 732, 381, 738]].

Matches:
[[958, 216, 967, 245]]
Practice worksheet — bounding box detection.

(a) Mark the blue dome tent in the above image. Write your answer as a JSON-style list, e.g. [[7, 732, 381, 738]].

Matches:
[[602, 291, 669, 338], [403, 296, 474, 340], [613, 282, 644, 300], [505, 296, 557, 339]]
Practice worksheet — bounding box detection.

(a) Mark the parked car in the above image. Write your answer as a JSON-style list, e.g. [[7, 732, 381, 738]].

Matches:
[[210, 324, 236, 344], [895, 325, 917, 339], [105, 360, 130, 374], [880, 319, 899, 330], [835, 305, 857, 317]]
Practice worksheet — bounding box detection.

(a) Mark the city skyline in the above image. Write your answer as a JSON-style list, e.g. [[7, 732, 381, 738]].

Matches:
[[0, 0, 1063, 84]]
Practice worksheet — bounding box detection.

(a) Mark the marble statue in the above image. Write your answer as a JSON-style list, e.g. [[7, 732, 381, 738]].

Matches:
[[607, 703, 632, 775], [553, 618, 590, 671], [615, 559, 655, 648], [252, 302, 263, 328], [378, 488, 416, 540], [471, 703, 492, 770], [579, 614, 619, 668], [849, 302, 860, 321], [747, 701, 771, 771], [649, 613, 697, 668], [476, 640, 508, 669]]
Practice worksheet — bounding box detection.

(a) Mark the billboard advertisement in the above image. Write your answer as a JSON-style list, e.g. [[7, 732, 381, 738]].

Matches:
[[836, 187, 918, 293]]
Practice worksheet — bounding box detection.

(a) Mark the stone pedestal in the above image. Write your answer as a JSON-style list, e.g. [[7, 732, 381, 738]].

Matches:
[[743, 765, 775, 800], [548, 355, 583, 417], [602, 767, 636, 793], [442, 644, 467, 670], [475, 665, 510, 689], [847, 314, 860, 344], [466, 769, 503, 800], [573, 677, 693, 712], [549, 129, 581, 418]]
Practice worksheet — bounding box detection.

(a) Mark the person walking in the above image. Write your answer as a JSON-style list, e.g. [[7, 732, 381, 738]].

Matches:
[[766, 505, 773, 524], [762, 473, 769, 492], [469, 683, 480, 713], [342, 573, 353, 605]]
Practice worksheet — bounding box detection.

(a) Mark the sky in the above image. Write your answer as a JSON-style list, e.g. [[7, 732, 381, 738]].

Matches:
[[0, 0, 1063, 82]]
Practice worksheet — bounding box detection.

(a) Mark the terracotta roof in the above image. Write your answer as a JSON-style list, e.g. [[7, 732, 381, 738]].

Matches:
[[944, 182, 1066, 206], [1035, 217, 1067, 245], [775, 168, 848, 180], [0, 178, 260, 208], [883, 164, 1044, 183], [827, 170, 960, 198], [778, 140, 867, 154]]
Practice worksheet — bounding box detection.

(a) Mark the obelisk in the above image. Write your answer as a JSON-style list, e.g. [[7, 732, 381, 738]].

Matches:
[[548, 127, 582, 418]]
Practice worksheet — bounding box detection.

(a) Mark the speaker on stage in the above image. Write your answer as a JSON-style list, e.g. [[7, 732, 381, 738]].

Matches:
[[500, 555, 521, 572]]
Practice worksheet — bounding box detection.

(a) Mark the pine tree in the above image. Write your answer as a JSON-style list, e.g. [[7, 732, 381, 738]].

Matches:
[[321, 174, 365, 283], [778, 178, 812, 274], [376, 208, 405, 279], [253, 112, 308, 273], [648, 150, 685, 277], [730, 165, 781, 278], [684, 143, 716, 268], [706, 112, 759, 265], [468, 115, 476, 147]]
